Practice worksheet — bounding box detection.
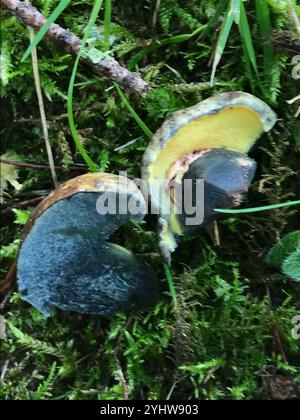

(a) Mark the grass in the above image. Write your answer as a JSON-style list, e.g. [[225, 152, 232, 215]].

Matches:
[[215, 199, 300, 214], [67, 0, 104, 172], [1, 0, 299, 400], [114, 83, 153, 139], [104, 0, 113, 52], [210, 0, 240, 87], [128, 25, 207, 70], [22, 0, 71, 62], [255, 0, 275, 87], [163, 263, 178, 312]]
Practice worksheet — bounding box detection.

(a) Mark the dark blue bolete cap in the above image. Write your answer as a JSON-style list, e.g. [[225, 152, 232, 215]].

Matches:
[[17, 176, 159, 317], [180, 148, 256, 232]]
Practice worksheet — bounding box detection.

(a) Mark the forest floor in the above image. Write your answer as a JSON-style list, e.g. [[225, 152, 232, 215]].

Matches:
[[0, 0, 299, 400]]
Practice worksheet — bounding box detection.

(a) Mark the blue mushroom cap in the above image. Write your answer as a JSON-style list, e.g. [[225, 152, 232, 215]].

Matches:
[[17, 191, 159, 316], [180, 148, 257, 231]]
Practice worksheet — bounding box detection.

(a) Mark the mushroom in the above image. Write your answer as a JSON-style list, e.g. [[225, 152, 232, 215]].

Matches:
[[142, 91, 277, 262], [14, 91, 278, 314], [17, 173, 159, 316]]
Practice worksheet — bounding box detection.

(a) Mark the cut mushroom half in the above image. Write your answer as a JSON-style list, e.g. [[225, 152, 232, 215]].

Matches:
[[17, 173, 159, 316], [142, 91, 277, 263]]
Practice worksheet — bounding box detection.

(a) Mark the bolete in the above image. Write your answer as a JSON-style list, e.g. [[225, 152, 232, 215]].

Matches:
[[142, 91, 277, 262], [15, 91, 277, 315], [17, 173, 159, 316]]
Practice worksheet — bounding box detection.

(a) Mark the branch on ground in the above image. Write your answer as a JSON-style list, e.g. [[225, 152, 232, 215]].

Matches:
[[1, 0, 150, 96]]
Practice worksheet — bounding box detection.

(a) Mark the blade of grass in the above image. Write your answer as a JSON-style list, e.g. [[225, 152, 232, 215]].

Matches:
[[255, 0, 275, 87], [210, 0, 240, 86], [28, 24, 58, 188], [67, 0, 104, 172], [128, 25, 206, 70], [22, 0, 71, 62], [201, 0, 227, 39], [104, 0, 112, 51], [239, 1, 259, 77], [239, 34, 255, 92], [130, 219, 177, 310], [215, 200, 300, 214], [114, 83, 153, 139], [163, 263, 178, 312]]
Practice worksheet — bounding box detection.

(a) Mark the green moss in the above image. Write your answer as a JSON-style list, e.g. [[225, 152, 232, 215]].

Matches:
[[283, 250, 300, 281], [1, 0, 299, 400]]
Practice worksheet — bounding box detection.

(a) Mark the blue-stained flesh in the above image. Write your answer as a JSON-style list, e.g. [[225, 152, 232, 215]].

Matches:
[[17, 192, 159, 316], [181, 148, 257, 231]]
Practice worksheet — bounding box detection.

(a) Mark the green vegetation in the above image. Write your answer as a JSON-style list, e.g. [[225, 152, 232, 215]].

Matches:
[[1, 0, 299, 400], [267, 230, 300, 282]]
